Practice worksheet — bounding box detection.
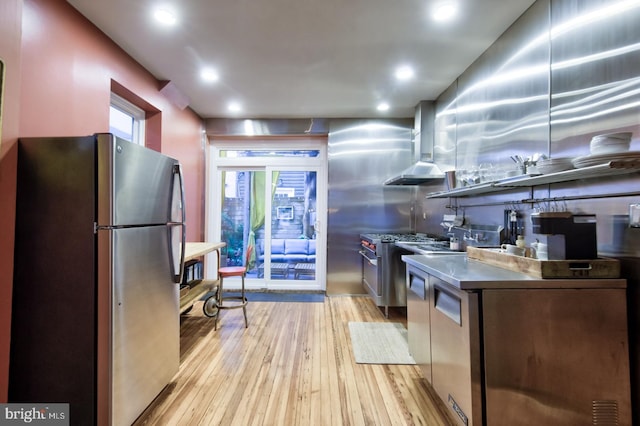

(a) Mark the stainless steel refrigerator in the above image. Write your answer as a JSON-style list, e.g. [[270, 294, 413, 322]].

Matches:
[[9, 133, 186, 426]]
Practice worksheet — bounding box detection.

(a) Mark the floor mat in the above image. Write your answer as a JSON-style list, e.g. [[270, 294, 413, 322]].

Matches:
[[348, 322, 416, 364]]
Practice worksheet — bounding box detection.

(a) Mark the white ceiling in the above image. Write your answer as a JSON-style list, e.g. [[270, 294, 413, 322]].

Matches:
[[66, 0, 536, 119]]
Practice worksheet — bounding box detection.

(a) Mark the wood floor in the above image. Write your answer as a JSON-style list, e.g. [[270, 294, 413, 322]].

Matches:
[[134, 295, 455, 426]]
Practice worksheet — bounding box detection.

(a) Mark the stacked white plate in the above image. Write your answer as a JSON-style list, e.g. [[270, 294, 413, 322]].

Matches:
[[572, 151, 640, 168], [536, 157, 574, 174], [590, 132, 632, 155]]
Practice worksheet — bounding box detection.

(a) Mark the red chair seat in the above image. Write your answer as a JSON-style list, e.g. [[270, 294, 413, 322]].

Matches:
[[219, 266, 246, 277]]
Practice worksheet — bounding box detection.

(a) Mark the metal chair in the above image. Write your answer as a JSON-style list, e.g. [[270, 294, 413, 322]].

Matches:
[[206, 246, 251, 330]]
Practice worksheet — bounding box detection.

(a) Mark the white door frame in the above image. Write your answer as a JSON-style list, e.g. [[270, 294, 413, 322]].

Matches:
[[205, 138, 328, 291]]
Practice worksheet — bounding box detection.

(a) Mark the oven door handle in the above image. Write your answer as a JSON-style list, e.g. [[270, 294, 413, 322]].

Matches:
[[359, 250, 378, 266]]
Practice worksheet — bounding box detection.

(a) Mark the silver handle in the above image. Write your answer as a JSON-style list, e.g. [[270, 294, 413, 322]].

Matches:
[[359, 250, 378, 266], [433, 284, 461, 325], [409, 275, 426, 300], [171, 164, 186, 283], [174, 164, 186, 225]]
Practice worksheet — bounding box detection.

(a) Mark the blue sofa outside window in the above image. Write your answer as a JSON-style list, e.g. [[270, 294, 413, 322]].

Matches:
[[257, 238, 316, 277]]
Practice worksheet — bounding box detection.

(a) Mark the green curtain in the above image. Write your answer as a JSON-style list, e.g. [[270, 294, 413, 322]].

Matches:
[[247, 171, 279, 268]]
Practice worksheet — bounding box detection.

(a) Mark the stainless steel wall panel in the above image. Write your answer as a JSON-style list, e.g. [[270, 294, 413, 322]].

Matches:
[[550, 0, 640, 156], [434, 82, 458, 171], [326, 118, 414, 295], [455, 0, 550, 179]]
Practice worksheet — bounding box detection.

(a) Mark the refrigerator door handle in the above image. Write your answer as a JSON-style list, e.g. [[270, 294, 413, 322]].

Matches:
[[170, 164, 186, 283]]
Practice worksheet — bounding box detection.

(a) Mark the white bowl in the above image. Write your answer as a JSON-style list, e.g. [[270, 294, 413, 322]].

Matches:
[[590, 134, 631, 154], [595, 132, 632, 141], [590, 140, 630, 155], [591, 137, 630, 146]]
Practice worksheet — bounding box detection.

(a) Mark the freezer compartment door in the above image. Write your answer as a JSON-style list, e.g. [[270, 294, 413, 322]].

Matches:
[[109, 225, 180, 426], [97, 133, 181, 226]]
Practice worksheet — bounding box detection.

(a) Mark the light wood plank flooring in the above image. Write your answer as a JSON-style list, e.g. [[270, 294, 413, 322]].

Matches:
[[134, 295, 455, 426]]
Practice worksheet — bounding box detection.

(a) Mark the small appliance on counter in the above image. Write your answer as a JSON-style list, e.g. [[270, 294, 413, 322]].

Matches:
[[530, 211, 597, 260]]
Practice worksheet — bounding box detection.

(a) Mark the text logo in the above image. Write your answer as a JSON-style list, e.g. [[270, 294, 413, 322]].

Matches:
[[0, 404, 69, 426]]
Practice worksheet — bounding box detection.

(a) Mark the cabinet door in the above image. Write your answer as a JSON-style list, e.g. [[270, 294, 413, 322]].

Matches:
[[407, 269, 432, 382], [430, 279, 482, 426], [482, 289, 632, 426]]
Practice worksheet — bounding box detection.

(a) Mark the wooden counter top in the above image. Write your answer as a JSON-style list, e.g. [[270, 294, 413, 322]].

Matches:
[[184, 242, 226, 262]]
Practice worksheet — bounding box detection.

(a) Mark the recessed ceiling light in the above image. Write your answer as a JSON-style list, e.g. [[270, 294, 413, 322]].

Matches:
[[154, 8, 177, 26], [228, 102, 242, 112], [201, 68, 219, 83], [395, 65, 415, 81], [432, 2, 457, 22], [377, 102, 390, 112]]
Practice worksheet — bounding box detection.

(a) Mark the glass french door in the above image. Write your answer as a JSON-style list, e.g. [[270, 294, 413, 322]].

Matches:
[[208, 141, 326, 291]]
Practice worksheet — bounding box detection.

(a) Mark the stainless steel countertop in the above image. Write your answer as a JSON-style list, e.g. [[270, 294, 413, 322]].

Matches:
[[401, 254, 627, 290], [395, 241, 466, 255]]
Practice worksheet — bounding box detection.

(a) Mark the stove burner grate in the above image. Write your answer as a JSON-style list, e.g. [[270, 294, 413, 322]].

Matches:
[[360, 233, 449, 244]]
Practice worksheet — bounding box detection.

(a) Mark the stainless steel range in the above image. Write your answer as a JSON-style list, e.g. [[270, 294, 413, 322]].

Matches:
[[359, 233, 461, 316]]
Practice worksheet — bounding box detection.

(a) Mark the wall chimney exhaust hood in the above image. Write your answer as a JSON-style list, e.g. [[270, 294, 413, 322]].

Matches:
[[383, 161, 445, 185], [384, 101, 445, 185]]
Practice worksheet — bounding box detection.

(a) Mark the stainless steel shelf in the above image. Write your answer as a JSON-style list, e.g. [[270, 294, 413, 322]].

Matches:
[[426, 182, 503, 198], [495, 161, 640, 187], [425, 161, 640, 199]]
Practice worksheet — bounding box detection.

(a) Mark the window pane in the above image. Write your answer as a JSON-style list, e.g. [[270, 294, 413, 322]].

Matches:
[[271, 170, 316, 280], [221, 171, 264, 274], [110, 93, 145, 145], [220, 169, 317, 282], [109, 106, 134, 142]]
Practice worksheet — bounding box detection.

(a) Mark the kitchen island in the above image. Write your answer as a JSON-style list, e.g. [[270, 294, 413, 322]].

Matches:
[[402, 253, 631, 426]]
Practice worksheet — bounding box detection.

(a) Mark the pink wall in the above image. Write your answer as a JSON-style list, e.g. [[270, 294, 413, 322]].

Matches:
[[19, 0, 205, 243], [0, 0, 207, 400]]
